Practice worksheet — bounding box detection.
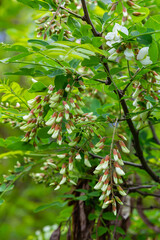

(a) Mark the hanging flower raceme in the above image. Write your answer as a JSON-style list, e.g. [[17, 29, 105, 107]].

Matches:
[[131, 77, 158, 130], [93, 134, 129, 215], [20, 79, 89, 145]]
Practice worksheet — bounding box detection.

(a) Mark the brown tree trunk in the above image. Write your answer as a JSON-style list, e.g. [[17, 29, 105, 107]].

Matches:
[[71, 179, 95, 240]]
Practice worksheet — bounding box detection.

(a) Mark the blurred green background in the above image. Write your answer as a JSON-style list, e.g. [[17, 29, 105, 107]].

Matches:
[[0, 1, 71, 239]]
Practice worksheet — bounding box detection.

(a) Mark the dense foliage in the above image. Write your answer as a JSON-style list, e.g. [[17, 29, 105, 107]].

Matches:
[[1, 0, 160, 239]]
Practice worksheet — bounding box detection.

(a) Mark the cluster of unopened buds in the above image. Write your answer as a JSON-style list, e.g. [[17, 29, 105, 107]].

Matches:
[[93, 135, 129, 215], [35, 3, 72, 39], [108, 0, 146, 25], [20, 79, 89, 145], [132, 71, 160, 129]]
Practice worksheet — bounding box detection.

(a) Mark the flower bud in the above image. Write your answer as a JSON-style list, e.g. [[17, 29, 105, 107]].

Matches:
[[84, 154, 91, 167], [115, 196, 123, 205], [60, 164, 66, 174], [94, 176, 103, 190], [69, 157, 73, 171], [65, 84, 71, 92], [102, 155, 109, 170], [65, 110, 70, 120], [22, 131, 30, 142], [69, 179, 77, 185], [94, 159, 104, 174], [118, 134, 127, 141], [48, 85, 55, 94], [75, 153, 81, 160], [119, 141, 130, 153], [113, 171, 118, 184], [99, 192, 106, 201], [63, 101, 70, 110], [70, 98, 76, 108], [102, 170, 109, 182], [51, 124, 60, 139], [112, 199, 117, 215], [113, 149, 119, 161], [57, 134, 62, 145], [59, 175, 67, 185], [57, 153, 67, 159], [68, 137, 80, 146], [54, 185, 60, 190], [106, 185, 112, 196], [47, 123, 56, 135], [46, 112, 58, 126], [101, 179, 109, 192], [79, 80, 86, 90], [117, 185, 126, 196], [123, 7, 128, 17], [66, 123, 72, 134], [114, 162, 125, 176], [56, 112, 63, 123]]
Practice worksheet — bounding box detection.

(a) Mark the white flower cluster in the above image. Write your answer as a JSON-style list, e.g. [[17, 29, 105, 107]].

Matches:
[[93, 136, 129, 215], [105, 23, 152, 66]]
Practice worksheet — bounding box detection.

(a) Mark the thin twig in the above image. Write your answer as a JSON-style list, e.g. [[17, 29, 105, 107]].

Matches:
[[60, 6, 83, 19], [81, 0, 101, 37], [148, 121, 160, 145], [137, 197, 160, 232], [89, 152, 143, 168], [123, 67, 142, 94]]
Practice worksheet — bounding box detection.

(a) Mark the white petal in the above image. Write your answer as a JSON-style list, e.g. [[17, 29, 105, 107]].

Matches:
[[140, 56, 152, 66], [124, 48, 134, 60], [137, 47, 149, 60], [108, 52, 118, 61], [105, 32, 115, 41], [108, 48, 116, 55]]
